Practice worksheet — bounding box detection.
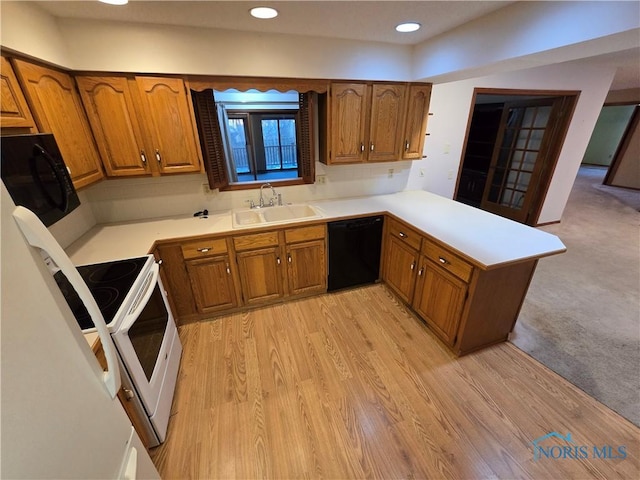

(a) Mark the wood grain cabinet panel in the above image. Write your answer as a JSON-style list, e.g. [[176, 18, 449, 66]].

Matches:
[[134, 76, 202, 175], [286, 239, 326, 295], [186, 256, 238, 314], [383, 235, 419, 304], [329, 83, 369, 164], [0, 56, 36, 130], [236, 246, 285, 305], [368, 84, 406, 162], [76, 76, 150, 177], [413, 261, 467, 346], [401, 85, 432, 160], [12, 59, 104, 189]]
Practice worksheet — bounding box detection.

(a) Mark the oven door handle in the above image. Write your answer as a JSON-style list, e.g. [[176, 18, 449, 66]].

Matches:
[[118, 263, 160, 333], [12, 206, 121, 399]]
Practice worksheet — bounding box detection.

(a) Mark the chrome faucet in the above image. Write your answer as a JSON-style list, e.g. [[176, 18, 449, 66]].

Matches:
[[259, 183, 277, 207]]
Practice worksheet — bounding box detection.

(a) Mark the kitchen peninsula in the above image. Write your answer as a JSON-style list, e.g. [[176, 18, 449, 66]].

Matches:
[[68, 190, 565, 356]]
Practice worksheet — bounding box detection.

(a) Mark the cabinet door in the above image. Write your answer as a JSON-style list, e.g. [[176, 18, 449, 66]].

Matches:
[[413, 259, 467, 346], [186, 256, 238, 314], [287, 240, 327, 296], [401, 85, 432, 160], [134, 77, 202, 174], [329, 83, 369, 164], [12, 59, 104, 189], [383, 235, 418, 304], [0, 56, 36, 130], [368, 84, 406, 162], [76, 76, 151, 177], [236, 247, 285, 305]]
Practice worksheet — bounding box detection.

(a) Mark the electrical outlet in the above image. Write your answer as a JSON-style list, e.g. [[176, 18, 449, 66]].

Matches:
[[444, 143, 451, 154], [388, 168, 394, 178], [419, 168, 425, 177], [202, 183, 213, 194], [447, 170, 454, 180], [316, 175, 326, 184]]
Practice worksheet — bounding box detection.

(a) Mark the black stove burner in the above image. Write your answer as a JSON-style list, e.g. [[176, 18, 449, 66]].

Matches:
[[55, 256, 149, 330]]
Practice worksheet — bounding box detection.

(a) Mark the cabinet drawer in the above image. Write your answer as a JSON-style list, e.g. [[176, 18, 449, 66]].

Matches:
[[233, 231, 280, 251], [422, 239, 473, 282], [387, 218, 422, 251], [285, 224, 325, 244], [181, 237, 227, 259]]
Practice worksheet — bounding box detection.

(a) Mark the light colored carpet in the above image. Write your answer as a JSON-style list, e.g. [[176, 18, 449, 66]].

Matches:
[[511, 166, 640, 426]]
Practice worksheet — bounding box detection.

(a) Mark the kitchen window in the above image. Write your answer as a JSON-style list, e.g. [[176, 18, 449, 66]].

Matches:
[[191, 88, 315, 191]]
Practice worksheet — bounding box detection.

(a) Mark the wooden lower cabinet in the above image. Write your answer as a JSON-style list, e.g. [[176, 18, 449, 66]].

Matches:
[[287, 239, 326, 295], [383, 235, 419, 304], [413, 260, 467, 346], [186, 255, 238, 314], [236, 246, 285, 305], [381, 215, 538, 355]]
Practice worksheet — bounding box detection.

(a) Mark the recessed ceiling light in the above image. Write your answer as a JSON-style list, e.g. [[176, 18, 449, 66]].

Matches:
[[250, 6, 278, 19], [99, 0, 129, 5], [396, 22, 421, 33]]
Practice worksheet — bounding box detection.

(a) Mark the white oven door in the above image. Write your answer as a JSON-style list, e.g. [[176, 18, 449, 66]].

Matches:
[[111, 263, 178, 418]]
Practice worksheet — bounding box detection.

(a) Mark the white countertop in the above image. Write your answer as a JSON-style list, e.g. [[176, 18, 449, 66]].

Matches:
[[67, 190, 566, 269]]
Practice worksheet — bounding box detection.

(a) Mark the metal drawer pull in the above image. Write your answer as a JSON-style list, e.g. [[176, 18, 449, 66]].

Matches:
[[398, 232, 408, 238], [155, 149, 162, 164], [410, 261, 416, 270], [197, 247, 212, 253], [405, 141, 410, 151], [140, 150, 147, 165], [439, 257, 449, 265]]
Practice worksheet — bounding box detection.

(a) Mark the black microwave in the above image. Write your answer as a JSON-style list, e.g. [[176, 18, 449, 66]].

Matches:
[[1, 133, 80, 227]]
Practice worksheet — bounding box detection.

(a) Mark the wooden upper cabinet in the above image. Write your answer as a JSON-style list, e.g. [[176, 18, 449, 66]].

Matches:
[[76, 76, 150, 177], [401, 85, 432, 160], [0, 56, 36, 130], [12, 59, 104, 189], [368, 84, 406, 162], [329, 83, 369, 164], [134, 77, 202, 175]]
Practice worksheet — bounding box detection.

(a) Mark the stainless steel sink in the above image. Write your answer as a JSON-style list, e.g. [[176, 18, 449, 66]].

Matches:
[[232, 204, 323, 228]]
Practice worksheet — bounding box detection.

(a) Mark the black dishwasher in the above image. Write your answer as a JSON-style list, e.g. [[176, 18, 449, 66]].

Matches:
[[327, 215, 384, 292]]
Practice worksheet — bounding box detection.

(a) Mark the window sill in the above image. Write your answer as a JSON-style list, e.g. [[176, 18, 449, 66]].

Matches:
[[220, 177, 311, 191]]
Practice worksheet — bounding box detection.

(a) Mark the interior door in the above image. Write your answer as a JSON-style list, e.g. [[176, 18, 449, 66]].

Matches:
[[480, 98, 564, 223]]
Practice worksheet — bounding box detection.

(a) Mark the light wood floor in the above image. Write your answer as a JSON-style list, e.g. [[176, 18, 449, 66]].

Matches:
[[150, 284, 639, 479]]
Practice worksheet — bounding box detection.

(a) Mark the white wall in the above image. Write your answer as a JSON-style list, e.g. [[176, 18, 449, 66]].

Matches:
[[85, 161, 413, 223], [412, 61, 617, 224]]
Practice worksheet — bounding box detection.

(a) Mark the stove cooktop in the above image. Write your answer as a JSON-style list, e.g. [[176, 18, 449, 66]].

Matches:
[[55, 256, 150, 331]]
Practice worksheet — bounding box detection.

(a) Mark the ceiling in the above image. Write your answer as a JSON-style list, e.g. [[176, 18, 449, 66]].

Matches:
[[34, 1, 515, 46], [33, 1, 640, 90]]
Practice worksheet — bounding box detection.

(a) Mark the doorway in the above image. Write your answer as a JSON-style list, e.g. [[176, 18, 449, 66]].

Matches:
[[455, 89, 578, 225]]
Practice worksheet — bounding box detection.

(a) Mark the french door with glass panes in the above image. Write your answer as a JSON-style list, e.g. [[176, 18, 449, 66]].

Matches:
[[481, 98, 565, 223]]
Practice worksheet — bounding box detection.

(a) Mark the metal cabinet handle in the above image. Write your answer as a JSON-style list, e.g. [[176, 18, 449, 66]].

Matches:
[[155, 149, 162, 164], [226, 263, 231, 275], [197, 247, 212, 253], [418, 267, 424, 276], [288, 254, 292, 264], [398, 232, 408, 239], [140, 150, 147, 166], [410, 261, 416, 271], [156, 259, 163, 266], [370, 142, 374, 151], [360, 142, 365, 152], [122, 388, 135, 401], [439, 257, 449, 265], [277, 257, 281, 265], [405, 141, 410, 152]]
